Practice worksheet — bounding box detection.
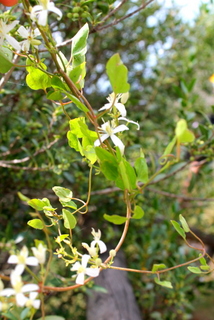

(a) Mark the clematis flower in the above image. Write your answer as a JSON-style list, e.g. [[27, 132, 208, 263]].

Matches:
[[94, 121, 129, 154], [17, 26, 41, 52], [71, 254, 100, 285], [91, 228, 107, 254], [99, 93, 127, 117], [0, 19, 21, 50], [32, 243, 47, 264], [8, 246, 39, 275], [0, 271, 39, 308], [30, 0, 62, 26]]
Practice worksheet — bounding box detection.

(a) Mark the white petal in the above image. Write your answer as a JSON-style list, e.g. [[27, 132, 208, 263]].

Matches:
[[94, 134, 109, 147], [85, 267, 100, 278], [31, 5, 43, 15], [115, 103, 127, 117], [75, 272, 85, 285], [26, 256, 39, 266], [81, 254, 90, 268], [5, 20, 19, 33], [22, 284, 39, 293], [33, 299, 41, 309], [118, 117, 140, 130], [71, 261, 81, 271], [38, 11, 48, 26], [113, 124, 129, 134], [98, 102, 111, 112], [8, 255, 18, 264], [110, 135, 125, 154], [5, 35, 21, 51], [16, 293, 27, 307], [14, 264, 25, 275], [17, 26, 29, 38], [49, 4, 62, 20], [29, 291, 38, 300], [97, 240, 107, 254], [0, 288, 15, 297]]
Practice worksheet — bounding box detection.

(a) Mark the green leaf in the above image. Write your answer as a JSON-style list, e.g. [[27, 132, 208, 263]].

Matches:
[[199, 254, 207, 266], [62, 209, 77, 229], [68, 62, 86, 89], [27, 219, 44, 230], [0, 46, 13, 73], [59, 199, 77, 209], [104, 214, 128, 225], [46, 90, 64, 100], [134, 157, 149, 183], [55, 234, 69, 243], [26, 67, 51, 90], [154, 278, 173, 289], [179, 129, 195, 143], [170, 220, 186, 239], [51, 76, 67, 90], [132, 205, 144, 219], [95, 147, 117, 164], [159, 137, 176, 164], [95, 147, 119, 180], [52, 186, 73, 202], [152, 264, 167, 272], [66, 93, 89, 112], [71, 23, 89, 67], [179, 215, 190, 232], [106, 53, 130, 94], [200, 265, 210, 271], [17, 191, 30, 202], [187, 266, 202, 274], [28, 198, 49, 211], [118, 159, 136, 191]]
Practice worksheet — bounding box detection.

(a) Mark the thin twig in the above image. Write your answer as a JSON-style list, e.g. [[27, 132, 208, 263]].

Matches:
[[146, 187, 214, 202], [94, 0, 155, 32]]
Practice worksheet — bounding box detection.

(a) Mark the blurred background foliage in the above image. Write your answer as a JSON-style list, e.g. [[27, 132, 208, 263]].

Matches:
[[0, 0, 214, 319]]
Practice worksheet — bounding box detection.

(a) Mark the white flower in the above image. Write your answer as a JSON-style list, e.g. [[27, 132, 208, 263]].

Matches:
[[71, 254, 100, 285], [82, 243, 97, 257], [8, 246, 39, 275], [0, 271, 39, 308], [91, 228, 107, 254], [32, 243, 47, 264], [17, 26, 41, 52], [118, 117, 140, 130], [94, 121, 129, 154], [23, 291, 41, 309], [99, 93, 127, 117], [0, 19, 21, 51], [30, 0, 62, 26]]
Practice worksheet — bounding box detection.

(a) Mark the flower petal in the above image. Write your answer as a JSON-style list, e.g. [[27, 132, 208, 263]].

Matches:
[[85, 267, 100, 278], [0, 288, 15, 297], [21, 284, 39, 293], [71, 261, 81, 271], [8, 255, 18, 264], [26, 256, 39, 266], [110, 134, 125, 154], [38, 10, 48, 26], [14, 264, 25, 275], [49, 3, 62, 20], [115, 102, 127, 117], [16, 293, 27, 307], [98, 240, 107, 254], [113, 124, 129, 134], [5, 34, 21, 51], [17, 26, 29, 38], [75, 272, 85, 285], [81, 254, 90, 268], [94, 133, 109, 147], [118, 117, 140, 130]]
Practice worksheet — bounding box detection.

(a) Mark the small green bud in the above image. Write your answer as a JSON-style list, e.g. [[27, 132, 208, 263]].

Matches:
[[95, 258, 102, 266], [67, 12, 73, 18], [73, 13, 79, 18], [73, 6, 81, 13], [109, 249, 116, 258]]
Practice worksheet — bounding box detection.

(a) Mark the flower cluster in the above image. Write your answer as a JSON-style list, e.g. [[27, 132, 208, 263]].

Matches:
[[0, 0, 62, 52], [95, 93, 140, 154], [0, 244, 46, 311], [71, 228, 107, 285]]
